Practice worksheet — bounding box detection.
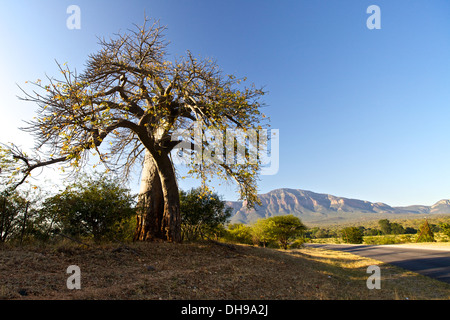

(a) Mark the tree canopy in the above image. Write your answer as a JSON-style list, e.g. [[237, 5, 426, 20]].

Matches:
[[341, 226, 364, 244], [252, 215, 306, 249]]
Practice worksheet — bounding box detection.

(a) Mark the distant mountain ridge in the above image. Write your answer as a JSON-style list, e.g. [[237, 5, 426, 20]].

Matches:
[[227, 188, 450, 225]]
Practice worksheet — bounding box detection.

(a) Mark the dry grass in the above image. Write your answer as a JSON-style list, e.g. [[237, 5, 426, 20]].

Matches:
[[0, 241, 449, 300]]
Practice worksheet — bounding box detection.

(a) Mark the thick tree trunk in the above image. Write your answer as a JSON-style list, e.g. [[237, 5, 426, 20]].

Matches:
[[154, 151, 182, 243], [133, 151, 165, 241], [133, 149, 182, 242]]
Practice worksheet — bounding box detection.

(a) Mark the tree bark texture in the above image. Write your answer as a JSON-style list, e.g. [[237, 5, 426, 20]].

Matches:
[[133, 151, 164, 241], [133, 149, 182, 242], [153, 150, 182, 243]]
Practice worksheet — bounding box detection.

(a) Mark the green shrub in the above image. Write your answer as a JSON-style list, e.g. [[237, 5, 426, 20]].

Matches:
[[179, 188, 232, 241], [341, 227, 363, 244], [251, 215, 306, 249], [224, 223, 253, 244], [265, 215, 306, 249], [42, 172, 136, 242]]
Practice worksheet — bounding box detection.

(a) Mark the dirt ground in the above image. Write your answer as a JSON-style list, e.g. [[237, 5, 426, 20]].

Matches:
[[1, 240, 449, 300]]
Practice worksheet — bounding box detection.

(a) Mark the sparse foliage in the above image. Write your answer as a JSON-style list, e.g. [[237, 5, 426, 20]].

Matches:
[[0, 187, 46, 243], [0, 191, 27, 242]]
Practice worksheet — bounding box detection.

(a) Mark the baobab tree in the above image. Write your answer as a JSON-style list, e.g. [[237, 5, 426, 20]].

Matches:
[[0, 19, 266, 242]]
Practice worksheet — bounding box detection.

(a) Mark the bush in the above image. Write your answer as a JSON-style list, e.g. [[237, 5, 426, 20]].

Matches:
[[224, 223, 253, 244], [289, 237, 306, 249], [378, 219, 392, 235], [42, 172, 136, 242], [267, 215, 306, 249], [252, 215, 306, 250], [390, 223, 406, 235], [226, 215, 306, 249], [306, 227, 337, 239], [251, 218, 276, 247], [179, 188, 232, 241], [341, 227, 363, 244]]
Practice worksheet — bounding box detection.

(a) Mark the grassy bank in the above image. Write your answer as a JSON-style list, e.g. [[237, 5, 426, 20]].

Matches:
[[0, 241, 449, 300]]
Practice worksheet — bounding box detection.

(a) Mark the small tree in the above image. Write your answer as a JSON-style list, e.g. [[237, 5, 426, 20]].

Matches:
[[390, 222, 405, 235], [378, 219, 392, 235], [44, 172, 136, 242], [179, 188, 232, 241], [341, 227, 364, 244], [416, 220, 435, 243], [263, 215, 306, 250], [225, 223, 253, 244], [251, 218, 275, 247]]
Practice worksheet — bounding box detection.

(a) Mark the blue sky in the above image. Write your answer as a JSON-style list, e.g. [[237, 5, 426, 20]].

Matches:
[[1, 0, 450, 206]]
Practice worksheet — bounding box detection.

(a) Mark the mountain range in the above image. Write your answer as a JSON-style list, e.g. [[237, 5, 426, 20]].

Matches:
[[227, 188, 450, 225]]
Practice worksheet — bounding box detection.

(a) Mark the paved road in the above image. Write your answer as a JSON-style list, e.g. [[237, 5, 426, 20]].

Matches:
[[305, 243, 450, 284]]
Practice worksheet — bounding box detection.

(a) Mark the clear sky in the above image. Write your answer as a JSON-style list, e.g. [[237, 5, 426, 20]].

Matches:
[[1, 0, 450, 206]]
